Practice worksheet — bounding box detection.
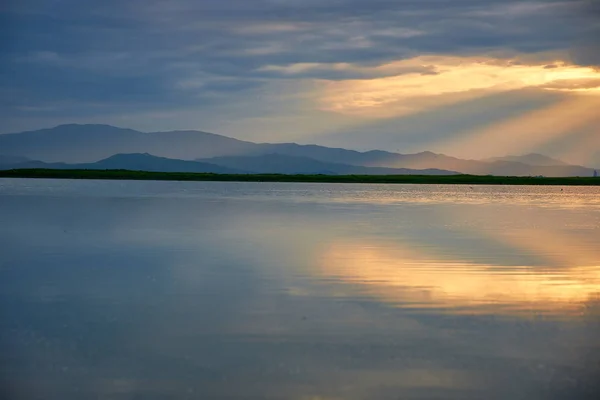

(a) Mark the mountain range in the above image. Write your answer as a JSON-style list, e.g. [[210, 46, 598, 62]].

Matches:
[[484, 154, 568, 167], [0, 153, 458, 176], [0, 124, 597, 177]]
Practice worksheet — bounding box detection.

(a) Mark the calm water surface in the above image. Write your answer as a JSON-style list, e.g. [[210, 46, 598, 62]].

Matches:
[[1, 179, 599, 400]]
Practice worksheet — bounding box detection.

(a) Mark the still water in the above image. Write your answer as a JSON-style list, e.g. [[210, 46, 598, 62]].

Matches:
[[1, 179, 599, 400]]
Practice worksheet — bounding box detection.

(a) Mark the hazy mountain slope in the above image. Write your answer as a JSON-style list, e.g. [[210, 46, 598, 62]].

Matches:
[[248, 143, 395, 166], [0, 124, 258, 163], [249, 148, 595, 176], [145, 130, 258, 160], [84, 153, 245, 173], [0, 124, 393, 164], [0, 124, 595, 176], [0, 124, 422, 166], [354, 152, 596, 177], [0, 153, 245, 174], [0, 125, 145, 163], [200, 154, 458, 175], [485, 153, 568, 166], [2, 153, 456, 175]]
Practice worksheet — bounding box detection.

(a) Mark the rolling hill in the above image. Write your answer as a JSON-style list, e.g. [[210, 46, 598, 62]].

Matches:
[[1, 153, 244, 174], [0, 124, 596, 177], [1, 153, 458, 176], [199, 154, 457, 175]]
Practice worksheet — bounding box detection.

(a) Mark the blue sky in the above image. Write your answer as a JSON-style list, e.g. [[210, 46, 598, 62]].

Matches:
[[1, 0, 599, 165]]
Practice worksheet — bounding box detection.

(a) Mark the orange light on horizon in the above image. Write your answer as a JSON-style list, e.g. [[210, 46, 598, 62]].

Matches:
[[437, 94, 600, 159], [312, 56, 600, 117]]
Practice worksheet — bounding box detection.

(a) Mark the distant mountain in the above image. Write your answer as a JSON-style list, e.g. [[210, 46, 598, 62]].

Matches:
[[199, 154, 457, 175], [0, 124, 258, 163], [86, 153, 245, 174], [1, 153, 244, 174], [485, 153, 568, 166], [0, 124, 596, 177], [357, 152, 595, 177], [2, 153, 457, 176]]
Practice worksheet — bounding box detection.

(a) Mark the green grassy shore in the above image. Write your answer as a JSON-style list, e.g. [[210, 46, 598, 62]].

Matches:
[[1, 168, 599, 185]]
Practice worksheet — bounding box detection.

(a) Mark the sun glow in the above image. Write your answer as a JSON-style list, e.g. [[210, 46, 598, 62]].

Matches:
[[313, 56, 600, 117], [437, 94, 600, 159]]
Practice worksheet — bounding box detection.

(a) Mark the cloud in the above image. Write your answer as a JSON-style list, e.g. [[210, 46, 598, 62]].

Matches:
[[315, 56, 600, 116], [256, 61, 438, 80], [542, 78, 600, 92], [1, 0, 599, 163]]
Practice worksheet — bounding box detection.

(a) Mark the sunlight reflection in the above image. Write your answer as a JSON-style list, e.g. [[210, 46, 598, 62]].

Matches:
[[441, 204, 600, 268], [318, 241, 600, 316], [482, 227, 600, 269]]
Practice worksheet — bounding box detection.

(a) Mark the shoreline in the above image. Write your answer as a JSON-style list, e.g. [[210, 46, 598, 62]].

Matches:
[[1, 169, 599, 186]]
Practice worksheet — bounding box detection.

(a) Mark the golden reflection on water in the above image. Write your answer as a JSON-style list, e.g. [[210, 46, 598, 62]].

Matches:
[[318, 241, 600, 315]]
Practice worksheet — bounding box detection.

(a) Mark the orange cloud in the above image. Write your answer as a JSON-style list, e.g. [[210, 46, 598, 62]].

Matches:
[[312, 56, 600, 117]]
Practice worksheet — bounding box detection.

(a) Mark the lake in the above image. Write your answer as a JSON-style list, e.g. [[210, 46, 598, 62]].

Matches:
[[1, 179, 599, 400]]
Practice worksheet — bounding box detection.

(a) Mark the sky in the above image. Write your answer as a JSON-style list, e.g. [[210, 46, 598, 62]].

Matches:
[[1, 0, 599, 165]]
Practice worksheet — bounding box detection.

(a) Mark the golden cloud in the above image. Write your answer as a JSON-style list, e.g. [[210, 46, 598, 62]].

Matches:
[[312, 56, 600, 117]]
